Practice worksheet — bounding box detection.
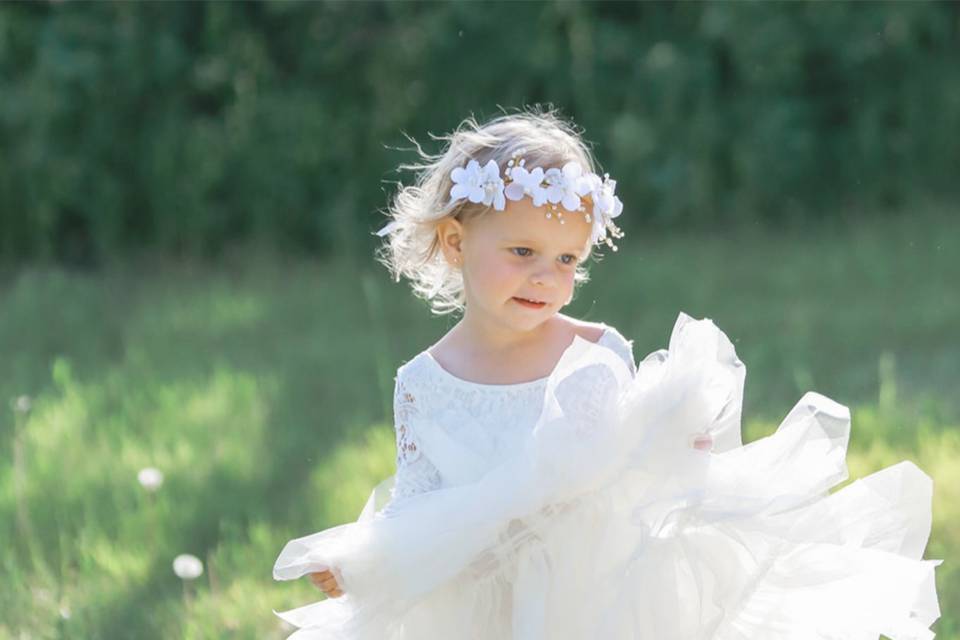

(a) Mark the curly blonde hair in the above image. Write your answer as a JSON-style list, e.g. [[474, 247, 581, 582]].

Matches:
[[373, 105, 609, 316]]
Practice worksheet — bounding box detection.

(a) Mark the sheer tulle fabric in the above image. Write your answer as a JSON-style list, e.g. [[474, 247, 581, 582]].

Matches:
[[273, 313, 942, 640]]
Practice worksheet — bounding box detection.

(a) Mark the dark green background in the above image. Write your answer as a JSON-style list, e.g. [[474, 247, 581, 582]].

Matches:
[[1, 1, 957, 266]]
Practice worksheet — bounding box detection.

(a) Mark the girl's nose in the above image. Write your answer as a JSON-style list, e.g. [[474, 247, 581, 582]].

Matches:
[[531, 267, 555, 287]]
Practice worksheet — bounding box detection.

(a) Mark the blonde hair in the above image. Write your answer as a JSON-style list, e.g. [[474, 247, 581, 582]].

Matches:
[[374, 105, 608, 316]]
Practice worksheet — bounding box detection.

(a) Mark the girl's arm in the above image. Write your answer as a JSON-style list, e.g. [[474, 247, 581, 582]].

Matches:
[[379, 373, 442, 517], [308, 372, 443, 597]]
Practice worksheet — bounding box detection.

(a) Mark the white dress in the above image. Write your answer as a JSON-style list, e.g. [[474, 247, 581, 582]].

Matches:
[[381, 323, 649, 518], [273, 313, 943, 640]]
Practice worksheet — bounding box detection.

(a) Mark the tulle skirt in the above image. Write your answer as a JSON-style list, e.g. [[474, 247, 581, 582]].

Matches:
[[273, 312, 943, 639]]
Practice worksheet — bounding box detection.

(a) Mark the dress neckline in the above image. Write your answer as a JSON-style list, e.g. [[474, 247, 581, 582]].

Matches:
[[421, 324, 611, 390]]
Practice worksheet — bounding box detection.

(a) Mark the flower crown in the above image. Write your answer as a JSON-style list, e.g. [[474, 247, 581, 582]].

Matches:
[[447, 150, 625, 250], [375, 150, 625, 251]]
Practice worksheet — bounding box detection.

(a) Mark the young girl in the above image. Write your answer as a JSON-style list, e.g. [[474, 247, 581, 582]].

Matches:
[[273, 109, 942, 639]]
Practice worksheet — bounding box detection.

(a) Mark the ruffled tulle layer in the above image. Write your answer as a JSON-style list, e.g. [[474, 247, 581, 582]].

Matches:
[[273, 312, 943, 639]]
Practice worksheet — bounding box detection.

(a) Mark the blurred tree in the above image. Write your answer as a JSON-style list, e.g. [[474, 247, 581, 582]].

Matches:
[[0, 1, 956, 266]]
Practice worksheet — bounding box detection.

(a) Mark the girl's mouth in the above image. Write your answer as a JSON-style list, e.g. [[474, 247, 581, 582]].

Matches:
[[513, 297, 547, 309]]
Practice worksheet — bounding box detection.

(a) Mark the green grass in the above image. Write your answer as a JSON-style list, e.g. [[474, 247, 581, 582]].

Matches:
[[0, 206, 957, 638]]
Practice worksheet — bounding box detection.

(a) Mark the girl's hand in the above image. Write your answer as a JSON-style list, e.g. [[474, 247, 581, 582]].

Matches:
[[690, 433, 713, 451], [309, 569, 344, 598]]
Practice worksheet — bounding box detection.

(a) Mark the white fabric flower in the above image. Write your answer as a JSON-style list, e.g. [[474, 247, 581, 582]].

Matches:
[[543, 162, 585, 212], [504, 166, 547, 206], [449, 159, 506, 210], [578, 172, 602, 201], [593, 178, 624, 221], [579, 173, 624, 244]]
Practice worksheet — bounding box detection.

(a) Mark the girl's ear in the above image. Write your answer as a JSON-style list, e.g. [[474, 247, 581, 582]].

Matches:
[[436, 218, 465, 266]]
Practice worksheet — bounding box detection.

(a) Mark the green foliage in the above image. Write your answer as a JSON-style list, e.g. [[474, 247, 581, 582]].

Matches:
[[0, 2, 958, 266]]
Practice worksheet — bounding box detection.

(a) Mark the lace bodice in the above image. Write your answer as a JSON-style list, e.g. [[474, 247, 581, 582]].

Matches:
[[380, 324, 637, 516]]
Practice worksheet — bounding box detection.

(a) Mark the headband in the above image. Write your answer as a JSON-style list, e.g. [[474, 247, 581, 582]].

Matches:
[[376, 151, 624, 251]]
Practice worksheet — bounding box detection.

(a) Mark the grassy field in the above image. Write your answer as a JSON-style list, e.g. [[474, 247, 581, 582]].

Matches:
[[1, 206, 957, 639]]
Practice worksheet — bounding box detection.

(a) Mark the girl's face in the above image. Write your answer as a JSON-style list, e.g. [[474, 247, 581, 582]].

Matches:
[[440, 196, 593, 333]]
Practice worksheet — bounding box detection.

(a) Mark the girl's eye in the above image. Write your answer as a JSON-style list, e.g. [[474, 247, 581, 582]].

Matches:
[[511, 247, 578, 265]]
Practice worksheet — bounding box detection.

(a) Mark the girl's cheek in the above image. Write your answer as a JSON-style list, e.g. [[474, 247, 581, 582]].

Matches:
[[491, 258, 521, 281], [476, 258, 517, 292]]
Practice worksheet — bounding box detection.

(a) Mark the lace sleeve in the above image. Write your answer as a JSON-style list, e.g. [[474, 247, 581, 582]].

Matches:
[[379, 372, 442, 517]]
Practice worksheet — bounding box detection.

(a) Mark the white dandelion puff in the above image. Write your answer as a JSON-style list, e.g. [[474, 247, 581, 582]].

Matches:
[[173, 554, 204, 580], [12, 395, 32, 414], [138, 467, 164, 492]]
